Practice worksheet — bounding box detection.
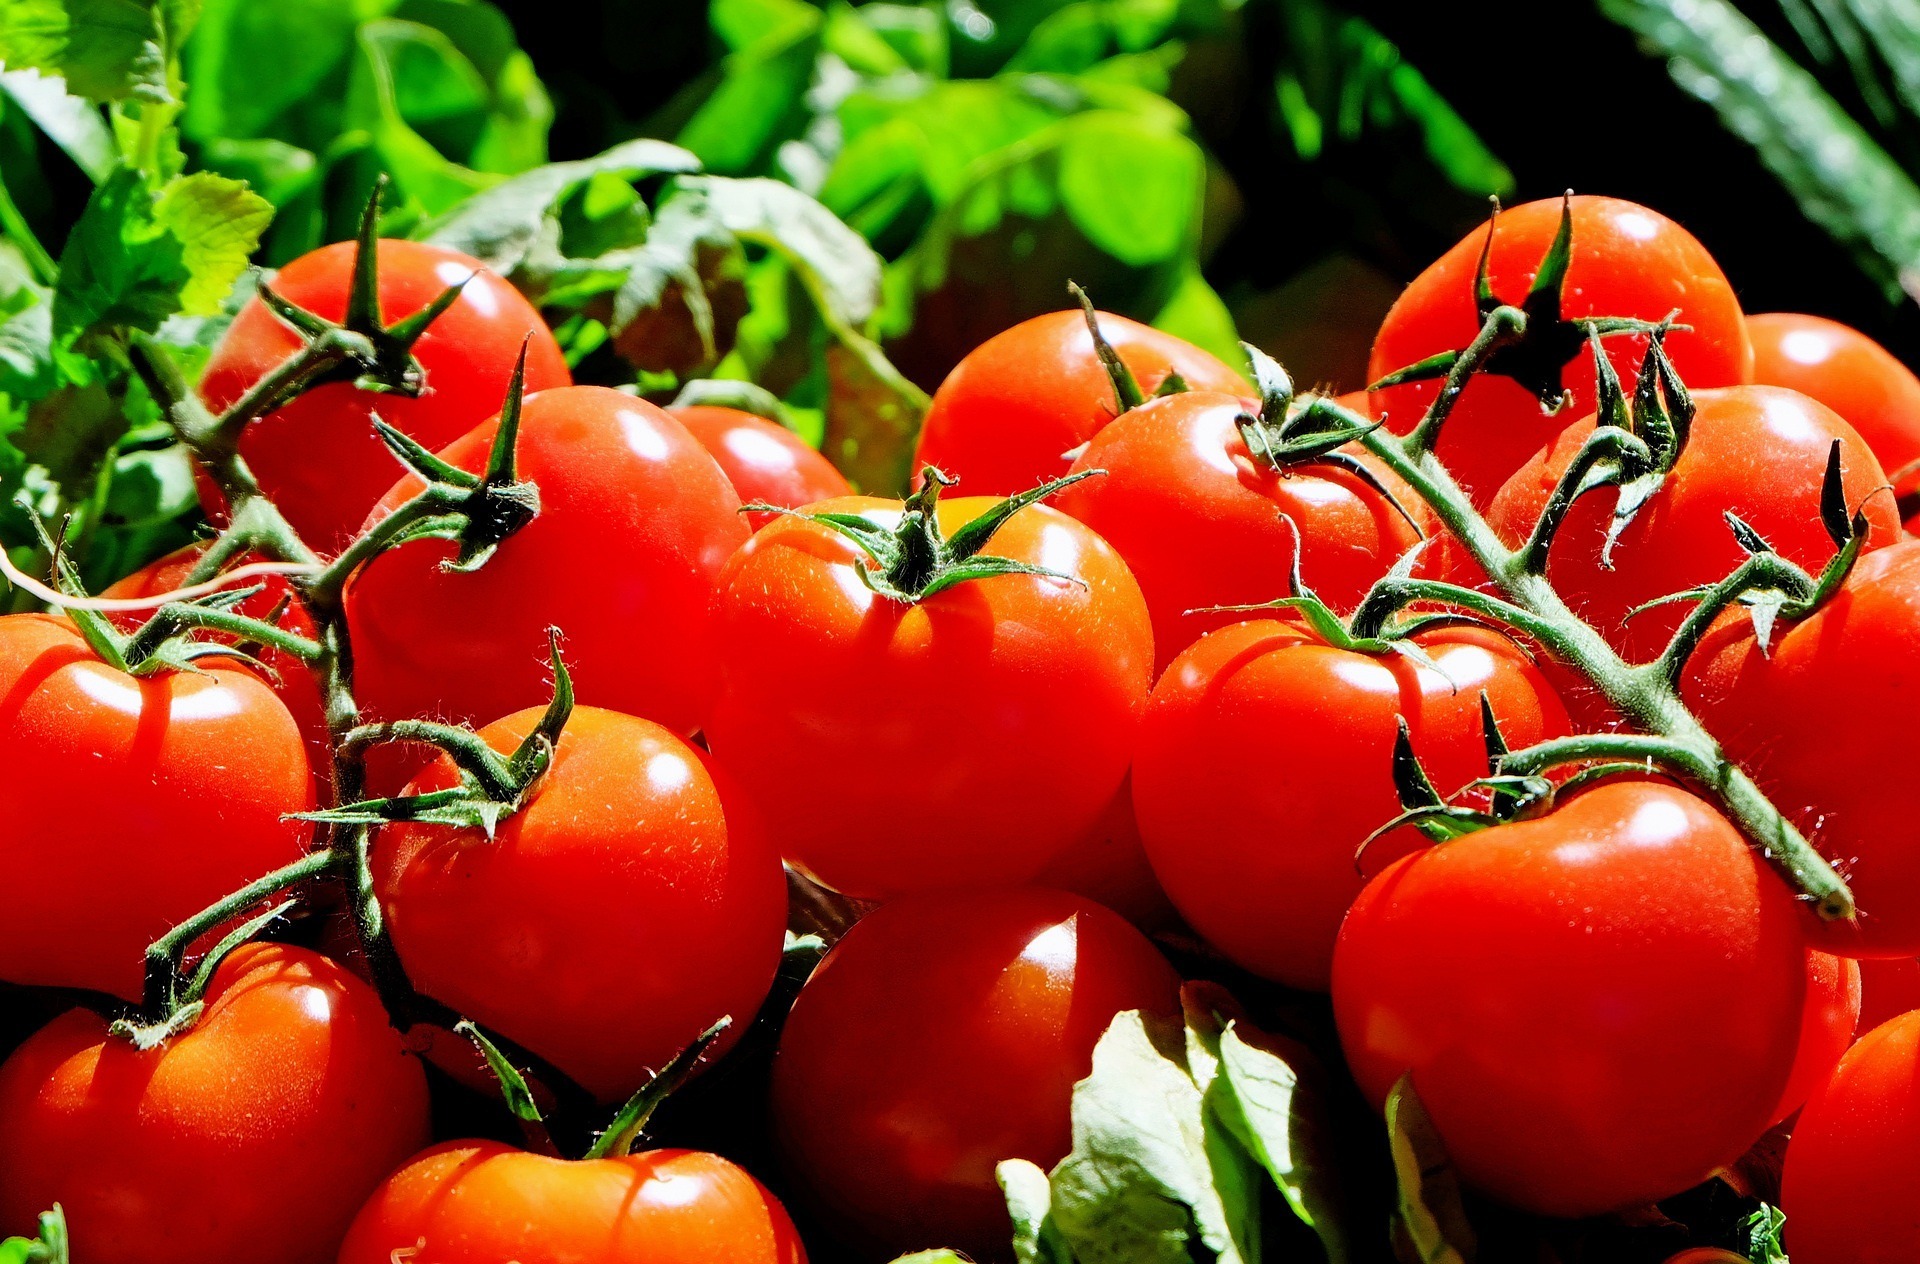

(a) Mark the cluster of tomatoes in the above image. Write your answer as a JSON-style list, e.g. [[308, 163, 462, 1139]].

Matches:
[[4, 194, 1920, 1264]]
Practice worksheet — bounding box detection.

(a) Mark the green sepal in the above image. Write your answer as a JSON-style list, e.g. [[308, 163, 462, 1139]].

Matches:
[[1366, 349, 1459, 393], [585, 1017, 732, 1160], [1363, 717, 1499, 849], [456, 1020, 546, 1126], [1068, 281, 1145, 414]]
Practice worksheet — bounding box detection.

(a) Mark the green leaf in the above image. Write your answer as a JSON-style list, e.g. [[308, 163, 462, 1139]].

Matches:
[[1151, 268, 1244, 374], [0, 69, 115, 179], [1000, 1159, 1075, 1264], [688, 174, 882, 331], [51, 165, 186, 338], [178, 0, 371, 142], [1214, 1020, 1351, 1263], [885, 1254, 972, 1264], [416, 137, 702, 274], [1055, 110, 1201, 267], [1046, 1009, 1254, 1264], [676, 0, 822, 175], [1599, 0, 1920, 304], [0, 256, 58, 399], [1385, 1076, 1475, 1264], [149, 170, 270, 314], [0, 0, 161, 103]]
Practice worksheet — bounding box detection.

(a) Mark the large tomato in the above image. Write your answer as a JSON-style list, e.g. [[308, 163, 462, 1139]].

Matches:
[[1333, 781, 1807, 1217], [1748, 313, 1920, 486], [1481, 385, 1898, 663], [1132, 618, 1568, 991], [346, 387, 749, 744], [673, 405, 852, 529], [102, 544, 329, 775], [1032, 778, 1177, 931], [770, 888, 1179, 1261], [337, 1141, 807, 1264], [200, 239, 570, 553], [1368, 196, 1752, 506], [1052, 391, 1428, 670], [0, 944, 429, 1264], [374, 705, 786, 1102], [911, 309, 1248, 496], [1859, 957, 1920, 1032], [1683, 539, 1920, 956], [704, 492, 1152, 900], [0, 614, 312, 999], [1782, 1011, 1920, 1264]]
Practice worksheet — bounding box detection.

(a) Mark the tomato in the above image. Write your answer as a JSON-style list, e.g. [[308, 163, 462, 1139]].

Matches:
[[200, 239, 571, 554], [374, 705, 786, 1102], [771, 888, 1179, 1260], [1333, 781, 1807, 1217], [0, 944, 429, 1264], [912, 309, 1248, 496], [1662, 1253, 1748, 1264], [1133, 619, 1568, 991], [102, 544, 329, 776], [1368, 196, 1752, 506], [1748, 313, 1920, 483], [338, 1141, 806, 1264], [1480, 385, 1898, 663], [1683, 539, 1920, 955], [1782, 1011, 1920, 1263], [1031, 777, 1177, 931], [347, 387, 749, 748], [0, 614, 312, 999], [1859, 957, 1920, 1032], [1772, 950, 1861, 1125], [673, 405, 852, 529], [1051, 391, 1428, 670], [704, 492, 1152, 900]]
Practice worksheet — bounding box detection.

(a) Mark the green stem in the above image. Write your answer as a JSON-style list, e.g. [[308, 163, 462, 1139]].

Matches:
[[1402, 304, 1527, 458], [337, 719, 517, 799], [0, 170, 57, 285], [306, 486, 462, 608]]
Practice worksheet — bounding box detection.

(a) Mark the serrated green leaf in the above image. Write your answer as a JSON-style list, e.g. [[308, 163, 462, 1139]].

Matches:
[[0, 0, 161, 103], [51, 165, 186, 338], [1385, 1076, 1475, 1264], [149, 170, 269, 313], [1599, 0, 1920, 305]]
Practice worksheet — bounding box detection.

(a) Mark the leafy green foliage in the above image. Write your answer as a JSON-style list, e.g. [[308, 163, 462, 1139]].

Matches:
[[0, 1204, 67, 1264], [1384, 1076, 1474, 1264]]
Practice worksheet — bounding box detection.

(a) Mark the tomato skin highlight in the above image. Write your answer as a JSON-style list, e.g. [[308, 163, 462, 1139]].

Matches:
[[672, 405, 853, 530], [0, 614, 313, 999], [1480, 385, 1898, 663], [1748, 312, 1920, 483], [1684, 539, 1920, 956], [1132, 619, 1568, 991], [1332, 782, 1807, 1217], [1052, 391, 1427, 671], [374, 705, 787, 1102], [1771, 950, 1861, 1126], [102, 543, 331, 779], [0, 944, 429, 1264], [347, 387, 750, 745], [1783, 1011, 1920, 1264], [911, 309, 1248, 497], [200, 239, 570, 554], [770, 888, 1179, 1262], [337, 1141, 807, 1264], [1368, 196, 1752, 506], [705, 495, 1153, 900]]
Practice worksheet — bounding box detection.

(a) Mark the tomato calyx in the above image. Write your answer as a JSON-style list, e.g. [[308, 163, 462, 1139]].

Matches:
[[305, 629, 574, 836], [1068, 281, 1192, 415], [747, 465, 1097, 602], [1367, 192, 1675, 416]]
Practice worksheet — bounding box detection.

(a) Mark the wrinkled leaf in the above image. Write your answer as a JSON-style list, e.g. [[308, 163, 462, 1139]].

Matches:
[[1213, 1015, 1351, 1261], [149, 170, 270, 313], [1386, 1076, 1475, 1264], [1001, 1158, 1075, 1264], [51, 166, 186, 338]]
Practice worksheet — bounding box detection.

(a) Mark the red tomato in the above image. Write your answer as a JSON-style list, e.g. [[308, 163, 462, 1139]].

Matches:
[[338, 1141, 806, 1264], [1772, 950, 1861, 1125], [704, 493, 1152, 900], [1783, 1011, 1920, 1263], [1052, 391, 1428, 670], [200, 239, 571, 554], [0, 614, 313, 999], [1662, 1253, 1748, 1264], [1684, 539, 1920, 955], [912, 309, 1248, 496], [673, 405, 852, 529], [102, 544, 329, 776], [374, 705, 786, 1102], [347, 387, 749, 744], [1480, 385, 1898, 663], [1031, 777, 1177, 931], [1333, 781, 1807, 1217], [1749, 313, 1920, 482], [1133, 619, 1568, 991], [0, 944, 429, 1264], [1368, 196, 1752, 506], [1859, 957, 1920, 1033], [771, 888, 1179, 1260]]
